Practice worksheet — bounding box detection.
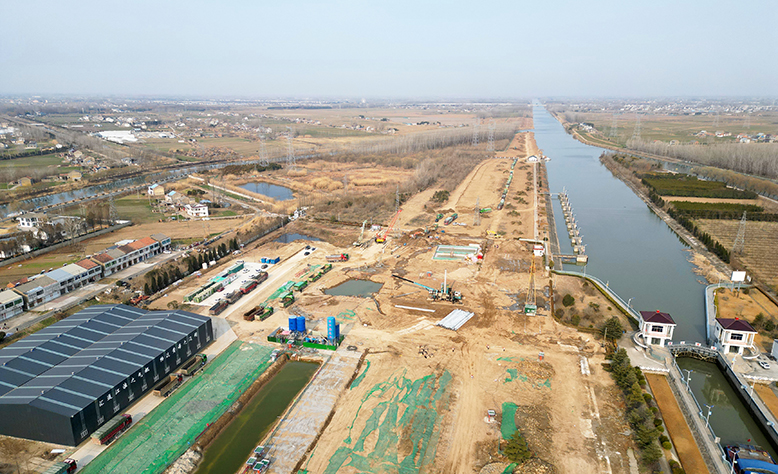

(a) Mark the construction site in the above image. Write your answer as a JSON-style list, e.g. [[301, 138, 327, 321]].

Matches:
[[1, 127, 636, 474]]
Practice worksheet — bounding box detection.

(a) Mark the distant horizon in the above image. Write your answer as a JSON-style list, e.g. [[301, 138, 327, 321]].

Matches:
[[2, 1, 776, 98]]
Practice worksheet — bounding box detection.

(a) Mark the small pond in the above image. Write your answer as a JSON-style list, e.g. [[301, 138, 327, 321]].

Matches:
[[275, 233, 322, 244], [325, 279, 383, 297], [238, 182, 294, 201]]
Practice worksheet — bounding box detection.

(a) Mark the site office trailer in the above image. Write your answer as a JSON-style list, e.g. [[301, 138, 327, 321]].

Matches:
[[0, 310, 213, 446]]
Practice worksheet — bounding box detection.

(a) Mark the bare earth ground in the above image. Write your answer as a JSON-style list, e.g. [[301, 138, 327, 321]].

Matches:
[[754, 384, 778, 422], [715, 288, 778, 351], [148, 135, 634, 473], [696, 219, 778, 290], [0, 218, 250, 287], [645, 374, 709, 474]]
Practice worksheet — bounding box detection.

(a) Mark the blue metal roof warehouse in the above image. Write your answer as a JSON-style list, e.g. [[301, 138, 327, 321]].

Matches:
[[0, 304, 213, 445]]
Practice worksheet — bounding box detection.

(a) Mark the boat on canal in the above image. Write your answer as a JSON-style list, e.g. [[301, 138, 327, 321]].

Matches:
[[725, 444, 778, 474]]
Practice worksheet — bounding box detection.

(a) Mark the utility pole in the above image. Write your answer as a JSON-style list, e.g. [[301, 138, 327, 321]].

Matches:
[[487, 120, 496, 153], [286, 126, 295, 169], [472, 118, 480, 147], [631, 114, 641, 142], [609, 113, 619, 139]]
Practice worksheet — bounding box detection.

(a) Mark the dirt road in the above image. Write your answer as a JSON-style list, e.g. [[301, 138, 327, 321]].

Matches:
[[646, 373, 709, 474]]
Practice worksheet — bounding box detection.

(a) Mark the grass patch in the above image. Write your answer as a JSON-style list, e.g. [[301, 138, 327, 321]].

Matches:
[[0, 153, 65, 168], [642, 173, 757, 198], [672, 201, 763, 213]]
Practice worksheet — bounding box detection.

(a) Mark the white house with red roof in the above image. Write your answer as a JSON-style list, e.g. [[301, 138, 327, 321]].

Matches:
[[639, 310, 677, 347], [714, 318, 757, 355]]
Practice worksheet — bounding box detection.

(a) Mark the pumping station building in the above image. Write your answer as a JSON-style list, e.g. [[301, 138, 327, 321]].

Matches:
[[0, 304, 213, 445]]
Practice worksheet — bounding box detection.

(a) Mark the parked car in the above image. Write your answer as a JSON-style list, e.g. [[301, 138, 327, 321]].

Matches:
[[758, 360, 771, 370]]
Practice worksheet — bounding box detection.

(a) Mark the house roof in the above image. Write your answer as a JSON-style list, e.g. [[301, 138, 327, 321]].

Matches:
[[126, 237, 157, 250], [717, 318, 757, 333], [92, 253, 114, 264], [640, 310, 676, 325], [148, 183, 159, 189], [117, 244, 136, 254], [14, 275, 57, 294], [76, 258, 100, 270], [150, 233, 169, 243], [0, 289, 23, 305], [106, 248, 126, 259], [61, 264, 88, 277]]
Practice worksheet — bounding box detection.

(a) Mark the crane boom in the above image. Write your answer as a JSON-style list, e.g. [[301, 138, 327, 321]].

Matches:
[[376, 209, 402, 243], [392, 274, 437, 293]]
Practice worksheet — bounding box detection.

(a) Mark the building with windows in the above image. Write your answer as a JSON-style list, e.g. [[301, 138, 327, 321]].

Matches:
[[0, 289, 25, 321], [0, 305, 213, 445], [714, 318, 757, 355], [13, 275, 61, 309], [638, 310, 677, 347], [185, 203, 209, 218], [16, 212, 46, 229]]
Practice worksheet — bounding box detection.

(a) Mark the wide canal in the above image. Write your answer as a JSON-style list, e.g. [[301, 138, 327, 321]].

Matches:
[[535, 104, 767, 453]]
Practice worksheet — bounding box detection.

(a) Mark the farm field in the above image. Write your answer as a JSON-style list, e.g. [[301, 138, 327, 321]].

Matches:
[[559, 111, 778, 146], [0, 153, 67, 169], [665, 196, 778, 213], [696, 219, 778, 290]]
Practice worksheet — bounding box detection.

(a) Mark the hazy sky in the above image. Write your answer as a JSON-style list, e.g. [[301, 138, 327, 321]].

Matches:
[[1, 0, 776, 98]]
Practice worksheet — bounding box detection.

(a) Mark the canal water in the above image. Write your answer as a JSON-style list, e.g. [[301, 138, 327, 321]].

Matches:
[[238, 182, 294, 201], [676, 358, 777, 458], [325, 279, 383, 297], [194, 361, 318, 474], [535, 105, 706, 343], [535, 104, 767, 452]]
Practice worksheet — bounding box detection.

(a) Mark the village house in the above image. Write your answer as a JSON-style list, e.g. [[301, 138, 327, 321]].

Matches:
[[18, 177, 33, 187], [0, 289, 25, 321], [714, 318, 758, 355], [148, 183, 165, 197], [16, 213, 46, 229], [185, 203, 209, 218], [12, 275, 60, 309], [638, 310, 677, 347], [67, 170, 83, 181]]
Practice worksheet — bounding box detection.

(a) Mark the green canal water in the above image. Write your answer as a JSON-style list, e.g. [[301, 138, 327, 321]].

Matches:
[[194, 361, 318, 474], [324, 279, 383, 297]]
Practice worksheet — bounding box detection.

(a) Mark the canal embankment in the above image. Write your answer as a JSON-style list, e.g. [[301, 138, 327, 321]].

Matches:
[[645, 373, 710, 474]]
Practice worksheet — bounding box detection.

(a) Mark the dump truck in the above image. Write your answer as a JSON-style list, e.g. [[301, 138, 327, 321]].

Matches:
[[326, 253, 349, 262], [240, 280, 258, 294], [280, 292, 295, 308], [255, 305, 274, 321], [244, 306, 261, 321], [321, 263, 332, 273], [153, 374, 183, 397], [308, 272, 322, 283], [209, 300, 228, 315], [91, 414, 132, 445], [176, 354, 207, 376], [255, 271, 269, 284], [443, 213, 458, 225], [293, 280, 308, 292], [225, 290, 242, 304], [435, 213, 444, 222], [243, 305, 274, 321], [42, 459, 77, 474]]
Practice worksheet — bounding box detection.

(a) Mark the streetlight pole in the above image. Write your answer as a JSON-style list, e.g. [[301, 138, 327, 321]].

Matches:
[[704, 404, 714, 430], [683, 369, 693, 391]]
